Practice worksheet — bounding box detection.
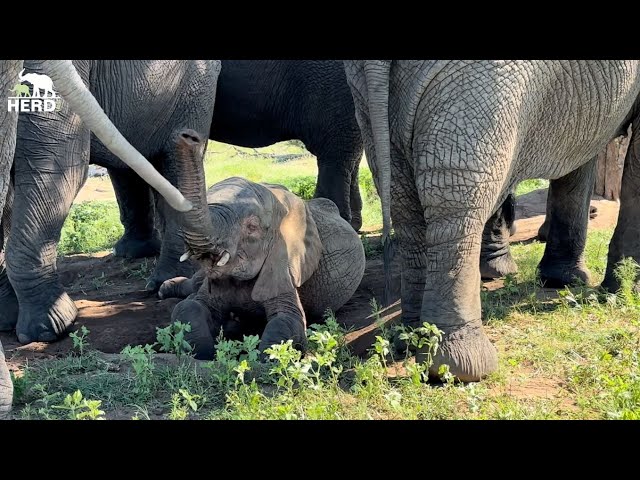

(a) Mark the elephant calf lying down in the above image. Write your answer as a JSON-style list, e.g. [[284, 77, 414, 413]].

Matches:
[[158, 130, 366, 358]]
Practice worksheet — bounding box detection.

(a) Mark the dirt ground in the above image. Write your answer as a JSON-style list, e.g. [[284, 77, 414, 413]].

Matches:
[[0, 188, 621, 381]]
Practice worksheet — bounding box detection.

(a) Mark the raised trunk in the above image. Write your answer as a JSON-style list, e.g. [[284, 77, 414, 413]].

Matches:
[[173, 130, 217, 258], [363, 60, 393, 304], [41, 60, 192, 212]]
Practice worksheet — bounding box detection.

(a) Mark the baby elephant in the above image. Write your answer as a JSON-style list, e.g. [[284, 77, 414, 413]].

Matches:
[[159, 130, 366, 359]]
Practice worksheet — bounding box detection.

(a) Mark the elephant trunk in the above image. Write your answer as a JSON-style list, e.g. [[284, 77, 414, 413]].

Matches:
[[173, 130, 220, 261], [363, 60, 393, 305], [42, 60, 192, 213], [17, 68, 25, 81]]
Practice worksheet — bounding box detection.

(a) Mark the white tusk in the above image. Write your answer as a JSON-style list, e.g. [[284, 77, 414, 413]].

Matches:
[[179, 251, 192, 263], [217, 251, 230, 267]]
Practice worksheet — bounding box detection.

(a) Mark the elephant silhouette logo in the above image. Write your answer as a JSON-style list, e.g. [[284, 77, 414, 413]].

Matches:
[[7, 68, 61, 113], [17, 69, 57, 97]]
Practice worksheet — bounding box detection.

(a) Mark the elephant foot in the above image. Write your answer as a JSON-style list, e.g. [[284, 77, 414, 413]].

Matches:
[[0, 343, 12, 418], [424, 322, 498, 383], [158, 277, 190, 300], [146, 260, 195, 292], [589, 205, 598, 220], [16, 291, 78, 344], [0, 280, 19, 332], [172, 299, 215, 360], [538, 260, 591, 288], [480, 251, 518, 280], [114, 232, 161, 259], [258, 314, 307, 354]]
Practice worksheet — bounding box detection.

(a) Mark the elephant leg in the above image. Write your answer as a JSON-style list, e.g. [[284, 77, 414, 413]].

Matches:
[[349, 161, 363, 232], [480, 194, 518, 279], [602, 126, 640, 293], [171, 280, 238, 359], [0, 340, 11, 418], [390, 153, 428, 333], [158, 269, 206, 300], [538, 157, 596, 287], [171, 297, 218, 360], [109, 168, 161, 259], [146, 195, 196, 291], [7, 95, 90, 344], [0, 182, 18, 332], [314, 157, 354, 229], [406, 147, 499, 381], [258, 291, 307, 353], [538, 185, 598, 243]]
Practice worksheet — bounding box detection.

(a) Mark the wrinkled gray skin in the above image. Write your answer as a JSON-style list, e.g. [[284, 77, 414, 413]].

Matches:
[[0, 60, 220, 345], [344, 60, 640, 381], [158, 130, 366, 358], [0, 60, 22, 417]]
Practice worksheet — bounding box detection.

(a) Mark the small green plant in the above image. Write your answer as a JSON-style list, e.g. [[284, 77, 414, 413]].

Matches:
[[91, 272, 114, 290], [69, 326, 90, 356], [264, 340, 311, 392], [156, 321, 193, 357], [372, 335, 390, 370], [120, 344, 156, 401], [168, 388, 204, 420], [127, 258, 155, 281], [205, 333, 261, 390], [52, 390, 105, 420], [393, 322, 443, 383]]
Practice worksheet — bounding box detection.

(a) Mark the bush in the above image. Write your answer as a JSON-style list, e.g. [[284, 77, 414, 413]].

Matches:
[[59, 201, 123, 255], [358, 168, 379, 203], [283, 176, 317, 200]]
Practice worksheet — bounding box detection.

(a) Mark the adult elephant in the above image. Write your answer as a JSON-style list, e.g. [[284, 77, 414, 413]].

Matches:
[[0, 60, 220, 346], [0, 60, 192, 416], [344, 60, 640, 381]]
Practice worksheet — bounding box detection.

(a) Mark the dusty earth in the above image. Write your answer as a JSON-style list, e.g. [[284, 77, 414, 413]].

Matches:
[[0, 187, 621, 402]]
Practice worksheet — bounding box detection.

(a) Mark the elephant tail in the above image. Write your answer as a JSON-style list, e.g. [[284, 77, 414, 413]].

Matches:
[[363, 60, 394, 306]]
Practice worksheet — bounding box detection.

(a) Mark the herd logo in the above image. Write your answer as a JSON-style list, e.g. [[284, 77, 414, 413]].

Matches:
[[7, 68, 63, 113]]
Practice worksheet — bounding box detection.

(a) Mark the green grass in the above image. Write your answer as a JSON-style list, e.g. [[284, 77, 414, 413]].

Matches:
[[515, 179, 549, 196]]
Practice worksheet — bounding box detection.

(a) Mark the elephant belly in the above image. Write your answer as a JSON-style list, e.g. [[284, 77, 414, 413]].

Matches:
[[393, 61, 640, 184], [298, 198, 366, 320]]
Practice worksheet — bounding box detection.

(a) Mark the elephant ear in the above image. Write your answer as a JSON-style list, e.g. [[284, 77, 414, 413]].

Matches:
[[251, 185, 323, 302]]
